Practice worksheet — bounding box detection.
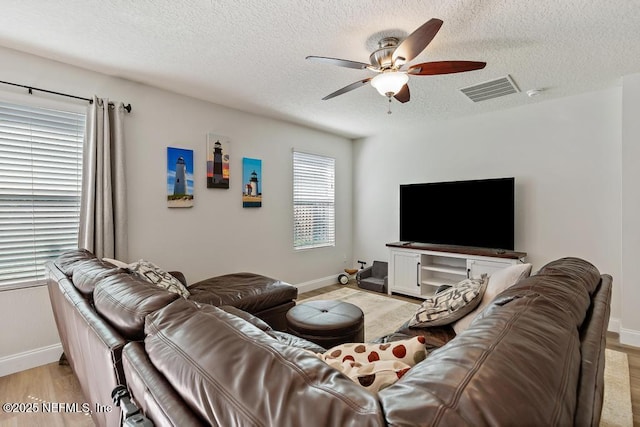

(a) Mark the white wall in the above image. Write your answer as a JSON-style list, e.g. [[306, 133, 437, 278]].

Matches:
[[0, 46, 353, 375], [123, 80, 353, 286], [352, 88, 623, 329], [621, 73, 640, 345]]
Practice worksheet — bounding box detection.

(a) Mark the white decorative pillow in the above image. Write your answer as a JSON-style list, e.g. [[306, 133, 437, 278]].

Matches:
[[453, 263, 532, 334], [313, 336, 427, 392], [102, 257, 129, 268], [127, 259, 190, 298], [408, 276, 488, 328]]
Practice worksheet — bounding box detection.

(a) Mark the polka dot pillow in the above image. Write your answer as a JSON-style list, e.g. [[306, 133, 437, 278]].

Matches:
[[314, 336, 427, 392], [321, 336, 427, 366]]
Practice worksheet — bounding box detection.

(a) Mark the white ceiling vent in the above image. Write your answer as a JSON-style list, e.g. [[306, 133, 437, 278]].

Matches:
[[459, 75, 520, 102]]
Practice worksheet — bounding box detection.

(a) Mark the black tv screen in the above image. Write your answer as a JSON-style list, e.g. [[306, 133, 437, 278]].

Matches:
[[399, 177, 515, 250]]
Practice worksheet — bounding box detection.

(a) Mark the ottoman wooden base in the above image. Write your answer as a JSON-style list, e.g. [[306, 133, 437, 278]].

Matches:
[[286, 300, 364, 349]]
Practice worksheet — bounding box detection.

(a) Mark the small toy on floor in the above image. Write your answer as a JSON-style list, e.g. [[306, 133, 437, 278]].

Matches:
[[338, 260, 366, 285]]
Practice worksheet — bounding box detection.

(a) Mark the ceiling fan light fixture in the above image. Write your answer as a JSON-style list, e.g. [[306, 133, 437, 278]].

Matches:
[[371, 72, 409, 97]]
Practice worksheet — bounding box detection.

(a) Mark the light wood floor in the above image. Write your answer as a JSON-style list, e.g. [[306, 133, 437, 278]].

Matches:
[[0, 359, 93, 427], [0, 282, 638, 426]]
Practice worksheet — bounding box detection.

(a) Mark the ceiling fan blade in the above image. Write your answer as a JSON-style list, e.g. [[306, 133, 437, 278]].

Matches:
[[392, 18, 443, 66], [394, 84, 410, 103], [408, 61, 487, 75], [322, 78, 372, 100], [306, 56, 371, 70]]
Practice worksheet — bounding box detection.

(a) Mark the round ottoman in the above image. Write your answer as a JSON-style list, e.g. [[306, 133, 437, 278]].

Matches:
[[286, 300, 364, 348]]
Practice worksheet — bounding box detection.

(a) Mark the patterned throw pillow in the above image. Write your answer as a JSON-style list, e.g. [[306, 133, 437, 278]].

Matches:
[[127, 259, 190, 298], [452, 263, 532, 334], [313, 336, 428, 392], [408, 276, 488, 328]]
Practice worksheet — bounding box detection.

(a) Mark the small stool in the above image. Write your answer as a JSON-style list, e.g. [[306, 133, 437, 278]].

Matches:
[[286, 300, 364, 348]]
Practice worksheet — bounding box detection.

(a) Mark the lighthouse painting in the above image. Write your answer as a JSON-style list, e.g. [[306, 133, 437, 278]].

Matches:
[[206, 133, 230, 189], [242, 157, 262, 208], [167, 147, 194, 208]]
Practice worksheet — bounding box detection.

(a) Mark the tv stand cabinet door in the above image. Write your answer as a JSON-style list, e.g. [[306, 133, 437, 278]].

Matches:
[[467, 258, 519, 279], [389, 250, 422, 297]]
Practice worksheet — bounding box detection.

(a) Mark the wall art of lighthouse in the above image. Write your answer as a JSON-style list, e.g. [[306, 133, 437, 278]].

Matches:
[[167, 147, 194, 208], [206, 133, 230, 189], [242, 157, 262, 208]]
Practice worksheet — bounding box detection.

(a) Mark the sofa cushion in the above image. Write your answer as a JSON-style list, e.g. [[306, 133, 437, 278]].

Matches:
[[93, 272, 179, 340], [188, 272, 297, 312], [127, 259, 190, 298], [72, 258, 123, 298], [144, 298, 384, 426], [408, 276, 487, 328], [452, 263, 532, 334]]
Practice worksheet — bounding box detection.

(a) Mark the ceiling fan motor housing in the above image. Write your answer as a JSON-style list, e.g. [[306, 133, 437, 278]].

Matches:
[[369, 37, 399, 69]]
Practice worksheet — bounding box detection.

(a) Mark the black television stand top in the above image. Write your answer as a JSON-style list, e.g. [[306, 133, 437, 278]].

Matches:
[[386, 242, 527, 260]]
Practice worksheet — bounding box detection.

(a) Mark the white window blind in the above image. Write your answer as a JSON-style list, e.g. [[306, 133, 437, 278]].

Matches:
[[293, 151, 335, 250], [0, 100, 85, 289]]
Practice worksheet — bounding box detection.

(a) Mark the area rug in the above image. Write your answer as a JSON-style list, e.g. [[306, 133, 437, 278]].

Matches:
[[300, 287, 419, 341], [601, 348, 633, 427], [300, 287, 633, 425]]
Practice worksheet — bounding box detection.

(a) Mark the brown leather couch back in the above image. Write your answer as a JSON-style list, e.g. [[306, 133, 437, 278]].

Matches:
[[53, 248, 99, 276], [144, 298, 385, 427], [93, 272, 179, 341], [46, 262, 126, 427], [71, 258, 122, 297], [575, 274, 612, 426]]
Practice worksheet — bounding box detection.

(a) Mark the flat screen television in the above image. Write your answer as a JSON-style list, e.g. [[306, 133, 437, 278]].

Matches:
[[399, 177, 515, 250]]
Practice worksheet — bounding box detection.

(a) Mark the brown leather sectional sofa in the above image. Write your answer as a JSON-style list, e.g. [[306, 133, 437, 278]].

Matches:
[[46, 250, 611, 427], [45, 249, 300, 427]]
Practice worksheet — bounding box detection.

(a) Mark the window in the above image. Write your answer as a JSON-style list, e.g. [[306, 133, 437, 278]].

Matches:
[[0, 100, 85, 289], [293, 151, 335, 250]]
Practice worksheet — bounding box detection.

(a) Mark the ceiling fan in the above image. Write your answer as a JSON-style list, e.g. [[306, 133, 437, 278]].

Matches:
[[306, 18, 486, 112]]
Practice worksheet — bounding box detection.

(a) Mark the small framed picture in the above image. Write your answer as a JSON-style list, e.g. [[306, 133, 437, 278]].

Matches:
[[167, 147, 194, 208], [206, 133, 230, 189], [242, 157, 262, 208]]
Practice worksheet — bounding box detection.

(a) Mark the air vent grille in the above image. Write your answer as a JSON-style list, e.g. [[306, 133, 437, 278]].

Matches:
[[460, 75, 520, 102]]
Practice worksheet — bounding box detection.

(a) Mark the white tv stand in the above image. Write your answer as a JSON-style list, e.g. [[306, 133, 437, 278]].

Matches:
[[386, 242, 527, 299]]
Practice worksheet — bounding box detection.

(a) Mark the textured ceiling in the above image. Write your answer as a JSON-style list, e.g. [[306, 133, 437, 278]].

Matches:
[[0, 0, 639, 138]]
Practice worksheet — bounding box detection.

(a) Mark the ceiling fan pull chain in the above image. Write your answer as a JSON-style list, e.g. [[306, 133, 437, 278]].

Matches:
[[387, 97, 392, 114]]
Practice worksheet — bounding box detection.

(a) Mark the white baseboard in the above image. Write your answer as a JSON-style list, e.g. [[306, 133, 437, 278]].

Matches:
[[295, 273, 341, 294], [608, 317, 621, 333], [0, 343, 63, 378], [620, 326, 640, 348]]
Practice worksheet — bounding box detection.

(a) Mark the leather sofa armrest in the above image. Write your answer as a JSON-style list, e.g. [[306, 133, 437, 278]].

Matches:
[[219, 305, 273, 332], [218, 305, 324, 352], [168, 271, 187, 287]]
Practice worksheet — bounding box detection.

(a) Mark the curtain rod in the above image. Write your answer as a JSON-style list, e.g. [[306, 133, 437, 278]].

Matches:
[[0, 80, 132, 113]]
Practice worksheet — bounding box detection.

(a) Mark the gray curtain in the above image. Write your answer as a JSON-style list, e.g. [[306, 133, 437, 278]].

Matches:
[[78, 96, 128, 260]]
